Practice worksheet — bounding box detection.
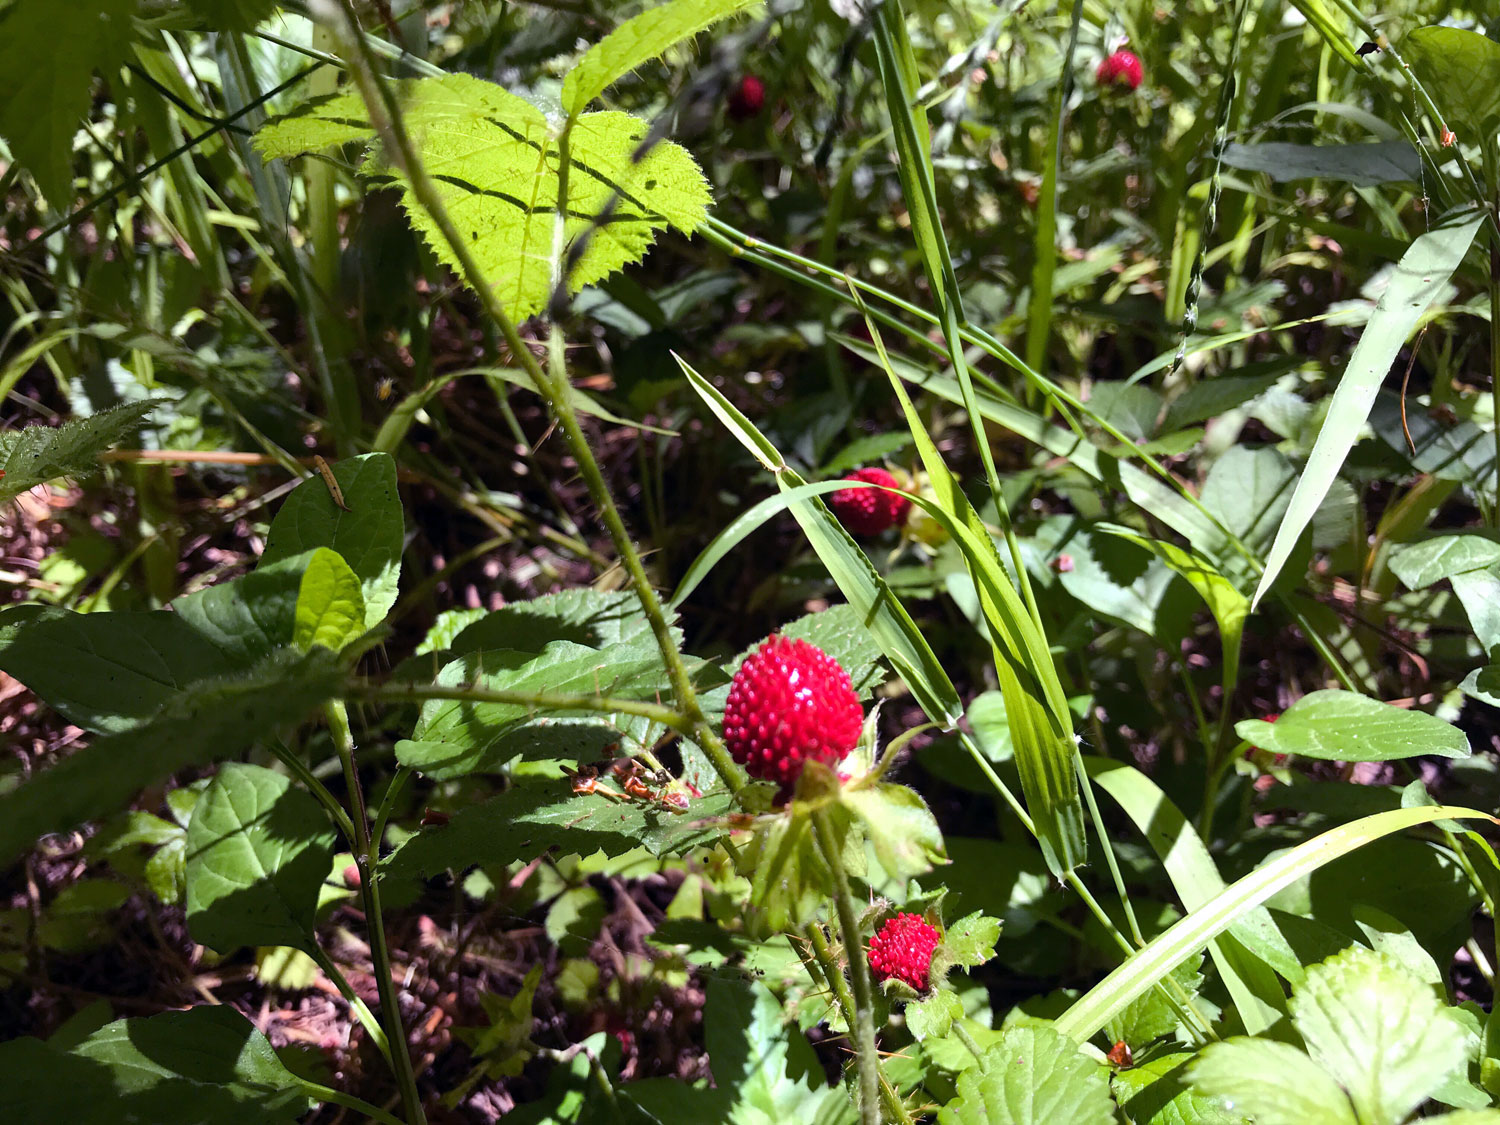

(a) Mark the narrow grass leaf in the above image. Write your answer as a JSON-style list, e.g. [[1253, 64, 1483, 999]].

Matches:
[[1251, 207, 1484, 609]]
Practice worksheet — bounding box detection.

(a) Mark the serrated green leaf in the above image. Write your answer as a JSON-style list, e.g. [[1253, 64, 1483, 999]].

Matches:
[[448, 587, 661, 655], [0, 605, 239, 733], [1113, 1051, 1248, 1125], [842, 782, 945, 880], [292, 548, 366, 653], [0, 0, 137, 208], [561, 0, 759, 115], [908, 990, 965, 1042], [1235, 690, 1469, 763], [1191, 1039, 1357, 1125], [260, 453, 403, 629], [1252, 208, 1485, 609], [941, 911, 1001, 970], [396, 642, 671, 779], [380, 778, 730, 883], [0, 648, 344, 871], [1294, 946, 1468, 1125], [938, 1024, 1113, 1125], [1404, 27, 1500, 139], [185, 763, 335, 955], [0, 400, 156, 504], [257, 74, 711, 323]]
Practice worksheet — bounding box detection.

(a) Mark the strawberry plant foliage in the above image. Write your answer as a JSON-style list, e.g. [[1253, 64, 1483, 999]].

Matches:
[[255, 72, 712, 322], [0, 400, 156, 505]]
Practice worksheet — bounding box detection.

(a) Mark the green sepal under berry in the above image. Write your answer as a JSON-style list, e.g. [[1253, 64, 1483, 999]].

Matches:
[[908, 988, 967, 1042]]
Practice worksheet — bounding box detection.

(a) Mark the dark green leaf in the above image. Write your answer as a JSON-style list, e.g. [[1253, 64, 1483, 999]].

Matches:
[[0, 605, 239, 732], [170, 552, 310, 668], [380, 777, 730, 883], [1404, 27, 1500, 139], [185, 763, 336, 954], [0, 649, 343, 870]]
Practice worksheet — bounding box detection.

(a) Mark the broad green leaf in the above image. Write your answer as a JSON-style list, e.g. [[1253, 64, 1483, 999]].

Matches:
[[1191, 1039, 1358, 1125], [939, 911, 1002, 971], [0, 1005, 312, 1123], [37, 879, 130, 953], [1452, 569, 1500, 653], [1220, 142, 1421, 187], [0, 605, 238, 732], [1293, 947, 1468, 1125], [1053, 526, 1187, 639], [447, 587, 660, 656], [908, 989, 966, 1042], [171, 552, 312, 668], [0, 649, 343, 870], [1235, 690, 1469, 763], [561, 0, 760, 116], [842, 782, 946, 881], [292, 548, 366, 653], [396, 642, 672, 779], [1113, 1052, 1248, 1125], [1200, 446, 1298, 593], [1113, 953, 1205, 1046], [1252, 208, 1485, 609], [0, 400, 156, 504], [1390, 534, 1500, 589], [1371, 394, 1495, 492], [1404, 27, 1500, 140], [1054, 805, 1496, 1043], [937, 1024, 1113, 1125], [0, 0, 137, 208], [185, 763, 335, 954], [256, 74, 711, 323], [380, 778, 731, 883], [260, 453, 403, 629]]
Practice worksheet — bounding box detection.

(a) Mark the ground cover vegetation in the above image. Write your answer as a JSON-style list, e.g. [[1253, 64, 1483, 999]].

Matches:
[[3, 1, 1500, 1122]]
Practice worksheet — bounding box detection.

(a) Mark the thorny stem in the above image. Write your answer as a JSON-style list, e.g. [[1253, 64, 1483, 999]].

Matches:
[[325, 701, 426, 1125], [803, 924, 915, 1125], [950, 1020, 987, 1064], [813, 810, 882, 1125], [326, 0, 741, 796]]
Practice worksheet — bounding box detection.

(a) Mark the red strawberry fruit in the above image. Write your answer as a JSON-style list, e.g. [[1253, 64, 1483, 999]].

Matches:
[[722, 635, 863, 799], [829, 466, 911, 537], [869, 912, 941, 991], [728, 74, 766, 120], [1096, 49, 1144, 90]]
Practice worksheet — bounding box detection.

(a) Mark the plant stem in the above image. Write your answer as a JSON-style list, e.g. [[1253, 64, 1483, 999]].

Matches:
[[295, 1078, 410, 1125], [353, 679, 695, 737], [813, 810, 881, 1125], [325, 700, 426, 1125], [325, 0, 741, 796], [950, 1020, 987, 1064], [307, 941, 393, 1064], [803, 924, 915, 1125]]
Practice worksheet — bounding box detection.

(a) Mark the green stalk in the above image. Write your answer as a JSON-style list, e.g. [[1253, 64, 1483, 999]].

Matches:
[[325, 701, 426, 1125], [306, 941, 394, 1065], [813, 810, 880, 1125], [324, 0, 741, 795], [295, 1078, 410, 1125], [803, 924, 915, 1125], [354, 680, 695, 737]]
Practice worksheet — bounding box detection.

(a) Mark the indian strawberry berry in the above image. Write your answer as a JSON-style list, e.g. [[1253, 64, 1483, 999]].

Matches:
[[829, 467, 911, 537], [1097, 49, 1144, 90], [723, 635, 863, 798], [869, 913, 941, 991], [728, 74, 766, 120]]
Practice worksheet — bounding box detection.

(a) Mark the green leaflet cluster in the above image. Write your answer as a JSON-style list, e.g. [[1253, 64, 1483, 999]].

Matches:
[[254, 72, 712, 323]]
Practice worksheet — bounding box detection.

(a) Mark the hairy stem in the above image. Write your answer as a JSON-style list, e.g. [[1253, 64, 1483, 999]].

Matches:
[[326, 0, 740, 795], [813, 810, 881, 1125]]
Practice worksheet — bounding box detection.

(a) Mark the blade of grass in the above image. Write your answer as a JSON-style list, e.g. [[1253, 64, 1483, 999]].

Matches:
[[1056, 804, 1497, 1043]]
